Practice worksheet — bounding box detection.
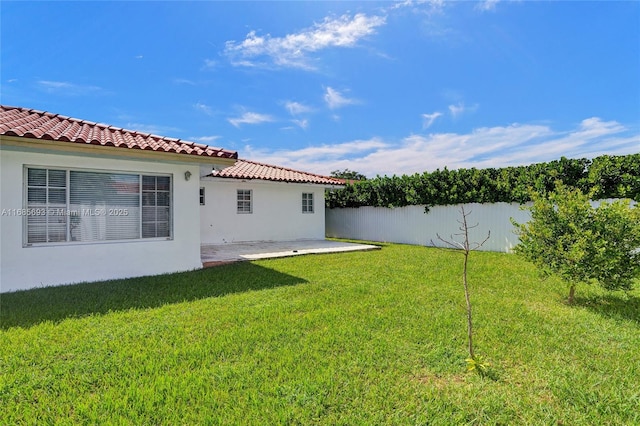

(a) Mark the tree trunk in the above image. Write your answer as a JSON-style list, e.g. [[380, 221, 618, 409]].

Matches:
[[568, 284, 576, 305], [463, 251, 474, 359], [434, 205, 490, 363]]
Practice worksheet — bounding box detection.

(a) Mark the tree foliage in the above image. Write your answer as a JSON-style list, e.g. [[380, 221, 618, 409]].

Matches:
[[330, 169, 367, 181], [512, 182, 640, 303], [326, 154, 639, 209]]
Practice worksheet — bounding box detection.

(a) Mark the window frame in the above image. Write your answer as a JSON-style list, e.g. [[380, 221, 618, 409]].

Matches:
[[23, 165, 173, 247], [302, 192, 314, 214], [237, 189, 252, 214], [141, 175, 172, 239], [25, 167, 69, 244]]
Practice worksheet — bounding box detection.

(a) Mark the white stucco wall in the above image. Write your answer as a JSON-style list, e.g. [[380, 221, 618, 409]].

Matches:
[[0, 146, 205, 293], [200, 177, 326, 244]]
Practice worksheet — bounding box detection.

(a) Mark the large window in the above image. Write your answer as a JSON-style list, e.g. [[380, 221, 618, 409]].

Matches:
[[302, 192, 314, 213], [25, 167, 172, 245], [237, 189, 252, 214]]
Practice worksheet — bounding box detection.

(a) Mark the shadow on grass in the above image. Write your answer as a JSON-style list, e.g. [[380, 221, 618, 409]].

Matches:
[[574, 293, 640, 324], [0, 262, 307, 330]]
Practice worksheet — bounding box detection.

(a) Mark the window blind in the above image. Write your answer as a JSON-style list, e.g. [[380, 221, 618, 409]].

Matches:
[[69, 171, 140, 242]]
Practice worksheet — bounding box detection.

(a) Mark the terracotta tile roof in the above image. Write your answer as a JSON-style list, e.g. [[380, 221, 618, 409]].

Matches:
[[0, 105, 237, 160], [211, 159, 345, 185]]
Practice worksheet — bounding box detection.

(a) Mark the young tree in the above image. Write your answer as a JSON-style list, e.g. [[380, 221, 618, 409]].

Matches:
[[433, 206, 490, 371], [513, 182, 640, 304]]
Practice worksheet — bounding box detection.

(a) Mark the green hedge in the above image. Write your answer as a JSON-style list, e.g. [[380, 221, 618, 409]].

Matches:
[[326, 154, 640, 209]]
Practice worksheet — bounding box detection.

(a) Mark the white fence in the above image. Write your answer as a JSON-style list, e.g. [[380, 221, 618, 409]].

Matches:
[[325, 203, 532, 253], [326, 200, 635, 253]]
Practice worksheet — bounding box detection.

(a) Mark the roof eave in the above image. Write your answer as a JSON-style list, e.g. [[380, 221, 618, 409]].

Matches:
[[0, 135, 238, 166]]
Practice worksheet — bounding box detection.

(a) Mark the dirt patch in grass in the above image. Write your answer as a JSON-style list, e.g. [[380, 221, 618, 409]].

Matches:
[[412, 372, 468, 390]]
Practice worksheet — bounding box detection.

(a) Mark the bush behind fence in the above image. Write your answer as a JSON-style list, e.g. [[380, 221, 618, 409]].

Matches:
[[326, 154, 640, 210]]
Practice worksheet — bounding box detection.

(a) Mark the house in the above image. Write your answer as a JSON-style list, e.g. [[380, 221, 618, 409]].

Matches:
[[0, 105, 343, 293], [201, 159, 343, 244]]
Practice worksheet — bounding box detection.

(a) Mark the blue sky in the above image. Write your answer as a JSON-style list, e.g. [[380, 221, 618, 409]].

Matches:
[[2, 1, 638, 177]]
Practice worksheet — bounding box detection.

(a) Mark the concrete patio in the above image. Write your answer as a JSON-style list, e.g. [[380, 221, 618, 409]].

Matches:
[[201, 239, 380, 267]]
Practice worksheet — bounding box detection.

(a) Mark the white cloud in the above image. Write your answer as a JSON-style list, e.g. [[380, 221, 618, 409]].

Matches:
[[422, 112, 442, 129], [202, 59, 217, 70], [192, 135, 222, 144], [194, 102, 216, 116], [224, 13, 386, 69], [37, 80, 104, 96], [390, 0, 445, 14], [175, 78, 197, 85], [476, 0, 500, 12], [239, 118, 639, 177], [324, 87, 358, 109], [228, 111, 275, 127], [448, 102, 478, 118], [448, 103, 464, 117], [285, 138, 389, 159], [243, 138, 388, 175], [292, 119, 309, 130], [285, 101, 313, 115], [38, 81, 75, 90], [125, 123, 181, 136]]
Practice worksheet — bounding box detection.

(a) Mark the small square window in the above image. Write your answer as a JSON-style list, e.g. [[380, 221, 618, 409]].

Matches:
[[302, 193, 314, 213], [200, 187, 205, 205], [237, 189, 252, 214]]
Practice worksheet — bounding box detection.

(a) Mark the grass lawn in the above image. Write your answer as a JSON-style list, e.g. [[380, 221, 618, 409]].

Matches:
[[1, 243, 639, 424]]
